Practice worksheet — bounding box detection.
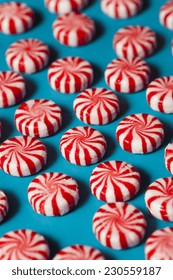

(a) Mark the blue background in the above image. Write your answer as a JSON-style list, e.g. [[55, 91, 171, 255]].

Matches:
[[0, 0, 172, 260]]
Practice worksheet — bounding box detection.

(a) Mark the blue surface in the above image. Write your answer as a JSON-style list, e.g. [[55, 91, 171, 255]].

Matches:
[[0, 0, 173, 260]]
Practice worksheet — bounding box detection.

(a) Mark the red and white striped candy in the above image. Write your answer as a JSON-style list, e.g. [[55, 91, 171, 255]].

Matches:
[[105, 57, 150, 93], [113, 25, 157, 59], [145, 227, 173, 260], [28, 172, 79, 216], [101, 0, 143, 19], [60, 126, 107, 166], [48, 57, 93, 94], [0, 71, 26, 108], [6, 39, 49, 74], [0, 2, 34, 34], [0, 136, 47, 177], [116, 113, 164, 154], [165, 143, 173, 174], [145, 177, 173, 222], [159, 1, 173, 30], [92, 202, 146, 249], [73, 88, 119, 125], [45, 0, 88, 14], [90, 161, 140, 203], [0, 190, 8, 223], [53, 12, 95, 47], [15, 99, 62, 138], [146, 76, 173, 114], [0, 229, 50, 260], [53, 245, 105, 260]]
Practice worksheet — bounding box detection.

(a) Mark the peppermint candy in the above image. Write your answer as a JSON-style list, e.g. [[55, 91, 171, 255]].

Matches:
[[146, 76, 173, 114], [165, 143, 173, 174], [145, 177, 173, 221], [28, 172, 79, 216], [101, 0, 143, 19], [0, 2, 34, 34], [159, 1, 173, 30], [116, 113, 164, 154], [15, 99, 62, 138], [0, 71, 26, 108], [92, 202, 146, 249], [60, 126, 107, 166], [0, 190, 8, 223], [45, 0, 88, 14], [48, 57, 93, 94], [53, 12, 95, 46], [145, 227, 173, 260], [90, 161, 140, 203], [113, 25, 157, 59], [73, 88, 119, 125], [0, 136, 47, 177], [105, 57, 150, 93], [53, 245, 105, 260], [0, 229, 50, 260], [6, 39, 49, 74]]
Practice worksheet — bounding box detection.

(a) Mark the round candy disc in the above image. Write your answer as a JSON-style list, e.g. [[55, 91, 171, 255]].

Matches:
[[45, 0, 88, 14], [165, 143, 173, 174], [113, 25, 157, 59], [145, 177, 173, 221], [0, 229, 50, 260], [101, 0, 143, 19], [15, 99, 62, 138], [60, 126, 107, 166], [28, 172, 79, 216], [0, 136, 47, 177], [145, 227, 173, 260], [0, 190, 8, 223], [73, 88, 119, 125], [146, 76, 173, 114], [0, 71, 26, 108], [48, 57, 93, 94], [6, 39, 49, 74], [92, 202, 146, 249], [53, 245, 105, 260], [53, 12, 95, 47], [0, 2, 34, 34], [90, 160, 140, 203], [159, 1, 173, 30], [105, 57, 150, 93], [116, 113, 164, 154]]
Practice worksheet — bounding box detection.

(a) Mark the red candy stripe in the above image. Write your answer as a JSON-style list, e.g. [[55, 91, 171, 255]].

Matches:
[[53, 12, 95, 46], [159, 1, 173, 30], [0, 229, 50, 260], [113, 25, 157, 59], [6, 39, 49, 74], [165, 143, 173, 174], [45, 0, 88, 14], [28, 172, 79, 216], [0, 2, 34, 34], [0, 190, 8, 223], [105, 57, 150, 93], [48, 57, 93, 94]]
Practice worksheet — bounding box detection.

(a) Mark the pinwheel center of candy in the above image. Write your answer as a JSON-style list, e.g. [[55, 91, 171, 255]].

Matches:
[[120, 61, 137, 71], [31, 105, 46, 119], [166, 82, 173, 90], [1, 6, 19, 16], [47, 182, 59, 192], [167, 184, 173, 195], [134, 122, 146, 132]]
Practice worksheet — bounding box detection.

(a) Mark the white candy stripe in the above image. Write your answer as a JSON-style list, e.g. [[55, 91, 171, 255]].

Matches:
[[0, 229, 50, 260], [0, 136, 47, 177], [90, 161, 140, 202], [53, 245, 105, 260], [15, 99, 62, 138], [159, 1, 173, 30], [92, 203, 146, 249], [113, 25, 157, 59], [73, 88, 119, 124], [0, 190, 8, 223], [48, 57, 93, 94], [105, 57, 150, 93], [116, 113, 164, 154], [45, 0, 88, 14], [146, 76, 173, 113], [165, 143, 173, 174], [60, 126, 107, 166], [28, 172, 79, 216], [6, 39, 49, 74], [53, 12, 95, 46]]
